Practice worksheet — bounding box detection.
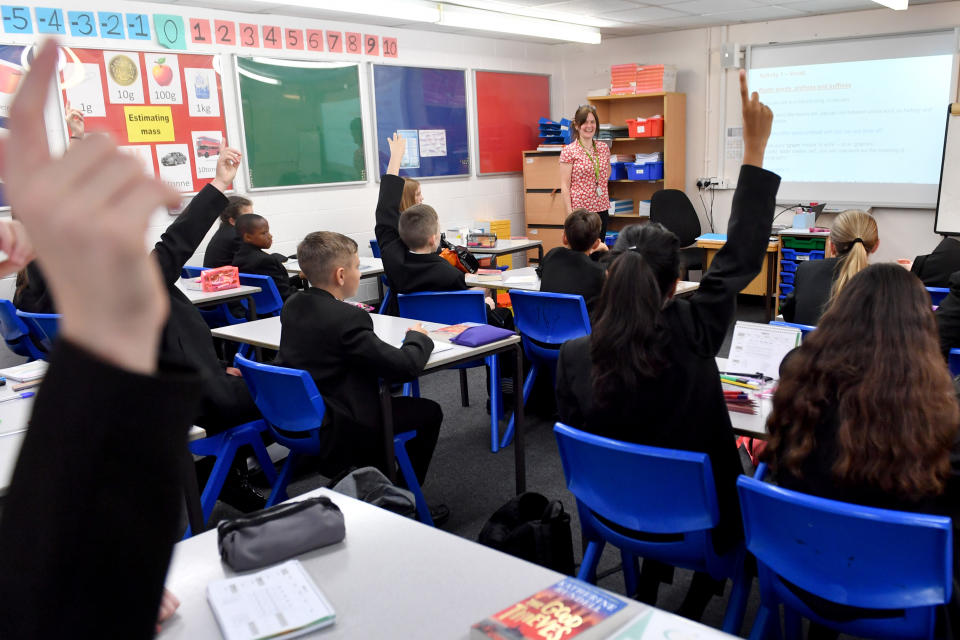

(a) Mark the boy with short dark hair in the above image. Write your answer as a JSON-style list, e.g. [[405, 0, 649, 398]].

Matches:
[[232, 213, 295, 301], [275, 231, 444, 492], [538, 208, 607, 311]]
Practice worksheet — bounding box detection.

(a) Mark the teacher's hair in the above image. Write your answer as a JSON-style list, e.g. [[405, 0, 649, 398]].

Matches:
[[828, 209, 878, 303], [590, 223, 680, 408], [764, 263, 958, 501], [571, 105, 600, 140]]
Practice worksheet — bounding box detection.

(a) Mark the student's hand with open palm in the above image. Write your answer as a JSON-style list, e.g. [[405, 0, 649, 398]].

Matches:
[[386, 132, 406, 176], [211, 144, 242, 193], [0, 40, 181, 375], [740, 69, 773, 168]]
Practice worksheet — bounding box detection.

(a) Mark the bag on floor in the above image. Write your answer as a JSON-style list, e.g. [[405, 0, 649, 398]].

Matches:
[[478, 492, 575, 575], [329, 466, 417, 519]]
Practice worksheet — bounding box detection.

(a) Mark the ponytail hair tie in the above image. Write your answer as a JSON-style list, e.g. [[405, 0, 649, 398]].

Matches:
[[852, 237, 864, 245]]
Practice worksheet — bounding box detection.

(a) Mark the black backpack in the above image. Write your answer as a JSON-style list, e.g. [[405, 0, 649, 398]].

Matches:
[[478, 492, 575, 575]]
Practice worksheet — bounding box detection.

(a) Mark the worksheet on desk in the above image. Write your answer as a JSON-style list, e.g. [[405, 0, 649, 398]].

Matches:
[[726, 321, 801, 380]]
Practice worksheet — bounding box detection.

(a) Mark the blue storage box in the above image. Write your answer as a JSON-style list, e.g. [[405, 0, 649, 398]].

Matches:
[[780, 272, 794, 284], [781, 248, 797, 261], [808, 250, 825, 260], [610, 162, 627, 180], [779, 283, 794, 295], [645, 161, 664, 180], [780, 260, 798, 272], [625, 162, 649, 180]]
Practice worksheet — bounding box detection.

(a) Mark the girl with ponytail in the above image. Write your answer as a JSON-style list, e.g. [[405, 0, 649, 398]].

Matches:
[[780, 209, 878, 325], [555, 70, 781, 621]]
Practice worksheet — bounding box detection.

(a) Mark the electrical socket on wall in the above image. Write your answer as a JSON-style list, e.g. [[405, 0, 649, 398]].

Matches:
[[696, 177, 735, 190]]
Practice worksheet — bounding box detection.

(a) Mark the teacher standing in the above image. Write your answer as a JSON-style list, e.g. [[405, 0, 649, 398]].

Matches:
[[560, 105, 611, 242]]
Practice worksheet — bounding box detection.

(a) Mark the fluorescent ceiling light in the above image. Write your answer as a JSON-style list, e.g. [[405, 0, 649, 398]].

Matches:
[[443, 0, 621, 29], [870, 0, 908, 8], [439, 5, 602, 44], [274, 0, 440, 23]]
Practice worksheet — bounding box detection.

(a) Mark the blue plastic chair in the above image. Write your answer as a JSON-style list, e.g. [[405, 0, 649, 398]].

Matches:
[[234, 354, 434, 524], [502, 290, 591, 448], [738, 464, 952, 640], [16, 309, 60, 355], [0, 300, 45, 360], [370, 239, 393, 314], [182, 265, 207, 278], [554, 423, 749, 634], [769, 320, 816, 338], [927, 286, 950, 306], [398, 290, 506, 453], [186, 419, 277, 537], [949, 348, 960, 377]]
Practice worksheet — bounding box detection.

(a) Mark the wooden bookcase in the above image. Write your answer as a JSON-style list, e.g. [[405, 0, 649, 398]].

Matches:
[[521, 92, 686, 257]]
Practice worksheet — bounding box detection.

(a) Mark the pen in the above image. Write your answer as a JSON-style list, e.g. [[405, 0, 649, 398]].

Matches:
[[719, 370, 772, 381], [721, 379, 759, 390], [0, 392, 34, 404]]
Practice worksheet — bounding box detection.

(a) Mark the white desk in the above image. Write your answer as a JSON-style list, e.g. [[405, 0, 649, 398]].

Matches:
[[467, 238, 543, 262], [716, 357, 770, 439], [285, 257, 384, 279], [175, 280, 262, 305], [161, 487, 735, 639], [466, 267, 701, 297], [211, 314, 528, 492]]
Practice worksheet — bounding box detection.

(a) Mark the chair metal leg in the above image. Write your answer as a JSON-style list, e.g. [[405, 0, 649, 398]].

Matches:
[[500, 362, 538, 449], [749, 606, 776, 640], [722, 559, 750, 635], [198, 441, 239, 523], [459, 369, 469, 407], [265, 452, 298, 508], [621, 551, 639, 597], [402, 378, 420, 398], [487, 354, 500, 453], [247, 426, 278, 486], [576, 541, 604, 584], [394, 431, 434, 526]]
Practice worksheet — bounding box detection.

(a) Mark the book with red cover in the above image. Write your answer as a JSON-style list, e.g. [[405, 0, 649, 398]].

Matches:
[[471, 578, 627, 640]]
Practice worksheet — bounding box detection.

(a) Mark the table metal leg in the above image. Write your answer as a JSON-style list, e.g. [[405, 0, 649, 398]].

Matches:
[[765, 252, 776, 321], [181, 442, 205, 534], [379, 380, 397, 483], [513, 344, 526, 495]]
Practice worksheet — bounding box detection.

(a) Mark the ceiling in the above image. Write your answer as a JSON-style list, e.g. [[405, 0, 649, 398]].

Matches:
[[150, 0, 956, 41]]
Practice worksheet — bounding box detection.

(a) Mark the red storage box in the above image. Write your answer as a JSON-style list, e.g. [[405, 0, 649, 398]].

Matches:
[[201, 265, 240, 292], [626, 116, 664, 138]]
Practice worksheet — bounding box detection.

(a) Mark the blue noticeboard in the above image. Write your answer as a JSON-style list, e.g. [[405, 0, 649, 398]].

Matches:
[[372, 64, 469, 179]]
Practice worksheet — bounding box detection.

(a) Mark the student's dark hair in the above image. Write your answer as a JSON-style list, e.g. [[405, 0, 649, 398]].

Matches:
[[590, 223, 680, 408], [571, 104, 599, 140], [220, 195, 252, 224], [399, 204, 439, 250], [297, 231, 358, 285], [564, 209, 601, 251], [235, 213, 266, 238], [764, 263, 958, 501]]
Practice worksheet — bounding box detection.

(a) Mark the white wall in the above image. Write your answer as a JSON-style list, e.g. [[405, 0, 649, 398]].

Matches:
[[0, 0, 563, 301], [559, 1, 960, 264]]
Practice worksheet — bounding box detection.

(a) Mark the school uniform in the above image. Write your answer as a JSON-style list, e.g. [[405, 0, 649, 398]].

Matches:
[[232, 242, 295, 301], [555, 164, 781, 554], [936, 270, 960, 357], [375, 174, 466, 306], [155, 184, 261, 433], [913, 237, 960, 288], [779, 257, 839, 326], [275, 287, 442, 483], [538, 247, 606, 311], [0, 340, 201, 639], [203, 222, 241, 268]]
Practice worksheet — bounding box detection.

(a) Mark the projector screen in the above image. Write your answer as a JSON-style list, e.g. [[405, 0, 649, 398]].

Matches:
[[747, 31, 958, 208]]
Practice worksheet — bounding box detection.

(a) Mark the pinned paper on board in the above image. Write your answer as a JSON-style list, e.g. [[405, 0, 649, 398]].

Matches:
[[418, 129, 447, 157], [397, 128, 420, 168], [63, 63, 106, 118]]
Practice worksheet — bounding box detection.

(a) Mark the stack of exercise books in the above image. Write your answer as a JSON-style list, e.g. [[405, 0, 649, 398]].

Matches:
[[634, 151, 663, 164], [609, 63, 677, 95], [609, 199, 634, 216], [610, 153, 635, 163], [596, 123, 628, 142], [537, 117, 572, 148], [637, 199, 652, 217]]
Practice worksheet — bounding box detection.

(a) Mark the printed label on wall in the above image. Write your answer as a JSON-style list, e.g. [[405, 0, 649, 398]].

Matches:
[[156, 143, 193, 191], [418, 129, 447, 157], [191, 130, 222, 178], [119, 144, 155, 176], [63, 62, 106, 118], [103, 51, 144, 104], [145, 53, 183, 105], [183, 68, 220, 117], [124, 106, 175, 142]]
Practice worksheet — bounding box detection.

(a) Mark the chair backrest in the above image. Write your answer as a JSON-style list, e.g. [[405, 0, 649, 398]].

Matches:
[[0, 300, 31, 343], [554, 422, 719, 534], [769, 320, 816, 338], [737, 465, 952, 611], [234, 354, 326, 450], [16, 309, 60, 352], [238, 273, 284, 316], [949, 348, 960, 377], [182, 265, 207, 279], [926, 286, 949, 306], [650, 189, 702, 247], [369, 239, 382, 258], [397, 290, 488, 325], [509, 290, 590, 364]]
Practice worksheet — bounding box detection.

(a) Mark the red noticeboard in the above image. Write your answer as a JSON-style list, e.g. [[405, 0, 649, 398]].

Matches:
[[475, 70, 550, 175]]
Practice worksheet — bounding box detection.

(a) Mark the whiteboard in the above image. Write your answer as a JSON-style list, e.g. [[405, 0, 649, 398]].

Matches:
[[935, 104, 960, 234]]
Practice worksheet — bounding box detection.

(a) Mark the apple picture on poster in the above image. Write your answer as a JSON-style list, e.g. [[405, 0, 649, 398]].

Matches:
[[153, 58, 173, 86]]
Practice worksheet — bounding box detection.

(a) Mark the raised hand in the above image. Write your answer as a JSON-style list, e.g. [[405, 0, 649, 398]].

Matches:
[[739, 69, 773, 168], [211, 143, 242, 193], [386, 132, 406, 176], [0, 40, 181, 374], [65, 101, 84, 141]]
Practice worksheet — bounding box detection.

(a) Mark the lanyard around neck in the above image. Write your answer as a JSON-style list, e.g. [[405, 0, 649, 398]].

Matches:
[[578, 138, 601, 182]]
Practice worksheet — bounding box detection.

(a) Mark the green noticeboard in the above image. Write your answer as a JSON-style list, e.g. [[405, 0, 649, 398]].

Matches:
[[235, 56, 366, 189]]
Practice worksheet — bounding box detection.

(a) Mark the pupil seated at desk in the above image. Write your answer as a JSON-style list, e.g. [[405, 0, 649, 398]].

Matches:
[[780, 209, 878, 326], [765, 263, 960, 628], [555, 69, 780, 621], [912, 235, 960, 289], [203, 194, 252, 269], [400, 176, 423, 212], [537, 209, 608, 312], [232, 213, 298, 303]]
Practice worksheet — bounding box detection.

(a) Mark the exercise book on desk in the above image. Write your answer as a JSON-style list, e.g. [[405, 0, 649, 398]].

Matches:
[[206, 559, 335, 640], [726, 321, 801, 381], [0, 360, 47, 382]]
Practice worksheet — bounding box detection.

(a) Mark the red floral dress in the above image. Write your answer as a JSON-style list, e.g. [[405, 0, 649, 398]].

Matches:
[[560, 139, 611, 212]]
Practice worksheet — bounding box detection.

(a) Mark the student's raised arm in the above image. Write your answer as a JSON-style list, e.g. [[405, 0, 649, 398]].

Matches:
[[375, 133, 408, 251]]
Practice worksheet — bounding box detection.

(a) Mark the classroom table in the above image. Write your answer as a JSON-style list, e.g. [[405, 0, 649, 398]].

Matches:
[[160, 487, 738, 639], [716, 356, 770, 439], [287, 257, 387, 301], [465, 266, 701, 297], [211, 314, 528, 493], [467, 238, 544, 263], [174, 279, 262, 322], [696, 238, 780, 321]]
